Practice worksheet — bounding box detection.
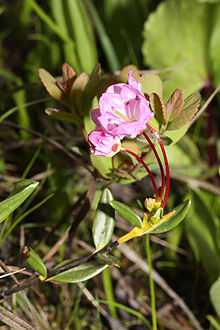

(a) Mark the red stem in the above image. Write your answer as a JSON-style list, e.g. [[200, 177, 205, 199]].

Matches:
[[159, 142, 170, 208], [142, 132, 165, 199], [124, 149, 159, 197], [146, 124, 171, 208]]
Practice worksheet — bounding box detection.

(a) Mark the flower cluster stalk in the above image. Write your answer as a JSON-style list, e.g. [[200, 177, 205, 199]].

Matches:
[[125, 127, 170, 209], [142, 131, 165, 199], [143, 124, 170, 208], [124, 148, 158, 196], [159, 141, 170, 208]]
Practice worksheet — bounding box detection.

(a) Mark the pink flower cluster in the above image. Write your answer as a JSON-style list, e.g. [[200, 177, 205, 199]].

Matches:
[[88, 72, 154, 156]]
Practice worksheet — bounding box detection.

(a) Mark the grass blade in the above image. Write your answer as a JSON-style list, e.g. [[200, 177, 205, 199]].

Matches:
[[29, 0, 71, 42], [86, 1, 120, 71], [50, 0, 80, 70], [65, 0, 97, 73], [102, 268, 117, 318]]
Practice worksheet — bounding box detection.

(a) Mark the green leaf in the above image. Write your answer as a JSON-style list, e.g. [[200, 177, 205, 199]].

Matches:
[[210, 4, 220, 86], [163, 126, 189, 145], [185, 191, 220, 279], [142, 0, 209, 97], [50, 0, 79, 70], [199, 0, 220, 2], [148, 199, 191, 234], [117, 199, 191, 245], [27, 248, 47, 279], [90, 154, 113, 179], [165, 141, 202, 177], [47, 262, 108, 283], [207, 315, 220, 330], [167, 92, 201, 130], [85, 1, 120, 71], [38, 68, 62, 101], [0, 180, 39, 224], [13, 87, 30, 140], [210, 277, 220, 318], [167, 225, 183, 259], [119, 65, 139, 82], [102, 268, 117, 318], [65, 0, 97, 73], [166, 89, 184, 121], [149, 93, 166, 125], [110, 200, 142, 228], [50, 0, 70, 36], [93, 188, 115, 250], [70, 72, 89, 111], [140, 73, 163, 98], [29, 0, 71, 43]]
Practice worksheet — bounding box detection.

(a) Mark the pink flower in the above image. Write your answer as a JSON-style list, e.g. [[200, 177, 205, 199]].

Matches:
[[91, 71, 153, 138], [88, 129, 121, 157]]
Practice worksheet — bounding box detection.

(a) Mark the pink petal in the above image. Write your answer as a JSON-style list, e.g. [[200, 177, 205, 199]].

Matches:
[[120, 85, 137, 102], [128, 71, 141, 91], [91, 108, 101, 126], [99, 93, 125, 113], [88, 129, 121, 157]]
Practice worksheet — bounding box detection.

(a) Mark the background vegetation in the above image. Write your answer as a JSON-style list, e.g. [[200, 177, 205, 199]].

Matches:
[[0, 0, 220, 329]]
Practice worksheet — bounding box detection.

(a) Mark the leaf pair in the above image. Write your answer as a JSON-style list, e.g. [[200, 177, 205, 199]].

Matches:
[[26, 247, 108, 283], [39, 63, 103, 124], [48, 189, 116, 284], [167, 90, 201, 130], [93, 189, 191, 246], [113, 199, 191, 244], [149, 88, 201, 131], [27, 188, 115, 283], [39, 63, 86, 105]]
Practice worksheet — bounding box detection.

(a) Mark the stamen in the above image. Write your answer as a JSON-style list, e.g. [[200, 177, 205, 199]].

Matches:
[[114, 109, 129, 121]]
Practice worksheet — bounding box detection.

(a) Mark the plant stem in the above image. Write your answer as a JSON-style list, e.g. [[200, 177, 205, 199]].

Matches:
[[146, 124, 170, 208], [47, 241, 118, 277], [146, 236, 157, 330], [102, 268, 117, 318], [124, 148, 158, 196], [0, 241, 119, 299], [159, 142, 170, 208], [0, 276, 39, 300], [142, 132, 165, 199]]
